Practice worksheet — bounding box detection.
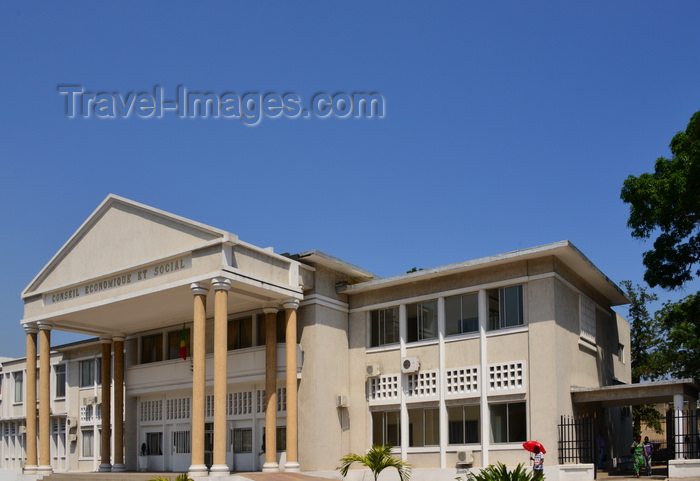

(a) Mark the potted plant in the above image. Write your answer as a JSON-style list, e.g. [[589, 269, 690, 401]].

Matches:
[[139, 443, 148, 471]]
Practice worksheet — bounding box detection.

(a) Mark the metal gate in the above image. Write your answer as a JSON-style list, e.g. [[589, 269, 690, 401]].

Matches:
[[559, 414, 596, 465]]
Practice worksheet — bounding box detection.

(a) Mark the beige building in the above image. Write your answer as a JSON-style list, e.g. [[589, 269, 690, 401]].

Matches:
[[2, 194, 637, 480]]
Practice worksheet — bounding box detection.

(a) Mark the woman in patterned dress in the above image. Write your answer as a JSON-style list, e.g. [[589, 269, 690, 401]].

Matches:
[[631, 435, 644, 477]]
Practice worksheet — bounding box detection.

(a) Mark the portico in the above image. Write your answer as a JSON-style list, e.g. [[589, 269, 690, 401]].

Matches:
[[19, 195, 304, 476]]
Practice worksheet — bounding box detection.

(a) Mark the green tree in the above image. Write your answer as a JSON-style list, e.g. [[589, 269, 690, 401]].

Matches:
[[467, 462, 537, 481], [339, 444, 411, 481], [621, 281, 663, 435], [652, 292, 700, 381], [620, 109, 700, 385], [620, 110, 700, 290]]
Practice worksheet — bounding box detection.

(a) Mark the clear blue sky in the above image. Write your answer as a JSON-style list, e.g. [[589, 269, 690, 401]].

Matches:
[[1, 2, 699, 357]]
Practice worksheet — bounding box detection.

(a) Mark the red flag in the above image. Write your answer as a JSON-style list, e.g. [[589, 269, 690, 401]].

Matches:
[[179, 325, 187, 360]]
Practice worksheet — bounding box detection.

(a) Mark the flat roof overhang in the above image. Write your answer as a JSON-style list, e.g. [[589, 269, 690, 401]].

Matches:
[[571, 379, 700, 410]]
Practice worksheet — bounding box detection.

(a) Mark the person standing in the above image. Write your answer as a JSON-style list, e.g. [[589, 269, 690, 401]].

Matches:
[[631, 435, 645, 478], [596, 430, 607, 469], [643, 436, 654, 476], [531, 446, 544, 480]]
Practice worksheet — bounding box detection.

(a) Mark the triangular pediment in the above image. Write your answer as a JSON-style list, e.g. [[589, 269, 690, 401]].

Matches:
[[23, 194, 235, 297]]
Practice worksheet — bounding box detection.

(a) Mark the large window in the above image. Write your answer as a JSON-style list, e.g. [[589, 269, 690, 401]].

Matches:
[[168, 328, 190, 360], [372, 411, 401, 446], [79, 359, 101, 388], [406, 300, 437, 343], [13, 372, 23, 403], [172, 430, 191, 454], [370, 307, 400, 347], [445, 293, 479, 336], [142, 334, 163, 364], [490, 402, 526, 443], [55, 364, 66, 398], [408, 407, 440, 447], [488, 285, 524, 330], [261, 426, 286, 451], [448, 405, 480, 444], [228, 317, 253, 350]]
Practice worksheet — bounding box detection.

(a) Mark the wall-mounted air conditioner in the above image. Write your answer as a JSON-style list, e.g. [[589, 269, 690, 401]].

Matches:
[[18, 426, 26, 434], [336, 395, 348, 408], [68, 433, 77, 443], [456, 449, 474, 465], [401, 356, 420, 374], [366, 364, 381, 378]]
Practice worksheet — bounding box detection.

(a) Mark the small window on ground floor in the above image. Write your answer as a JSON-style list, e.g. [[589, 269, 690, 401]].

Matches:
[[372, 410, 401, 447], [408, 407, 440, 447], [232, 428, 252, 453], [490, 402, 526, 443], [146, 432, 163, 455]]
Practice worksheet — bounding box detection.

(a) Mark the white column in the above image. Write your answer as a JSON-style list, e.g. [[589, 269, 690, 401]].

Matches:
[[674, 394, 685, 460], [437, 297, 447, 469], [399, 304, 409, 462], [478, 289, 490, 467]]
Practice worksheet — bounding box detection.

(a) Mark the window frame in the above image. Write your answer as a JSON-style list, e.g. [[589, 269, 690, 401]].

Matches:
[[141, 333, 164, 364], [407, 406, 440, 447], [488, 285, 524, 331], [489, 401, 527, 444], [372, 410, 401, 447], [370, 306, 400, 348], [13, 372, 23, 403], [447, 404, 480, 445], [406, 299, 438, 343], [55, 363, 66, 398], [445, 292, 479, 336]]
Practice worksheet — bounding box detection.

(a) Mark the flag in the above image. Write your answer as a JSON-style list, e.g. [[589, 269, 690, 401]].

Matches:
[[179, 325, 187, 360]]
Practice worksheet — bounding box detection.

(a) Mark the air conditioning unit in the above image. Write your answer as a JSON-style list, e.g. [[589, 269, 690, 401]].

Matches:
[[336, 395, 348, 408], [401, 356, 420, 373], [66, 417, 77, 428], [18, 426, 26, 434], [366, 364, 381, 378], [68, 433, 77, 443], [456, 449, 474, 465]]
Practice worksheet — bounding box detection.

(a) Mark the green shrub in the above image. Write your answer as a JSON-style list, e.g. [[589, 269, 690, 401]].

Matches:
[[468, 462, 540, 481]]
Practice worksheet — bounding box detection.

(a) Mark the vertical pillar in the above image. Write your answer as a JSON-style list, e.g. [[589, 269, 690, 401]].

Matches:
[[24, 325, 38, 474], [99, 338, 113, 472], [674, 394, 685, 460], [189, 283, 209, 478], [112, 336, 125, 472], [283, 300, 300, 472], [263, 306, 279, 472], [37, 322, 52, 476], [210, 277, 231, 476], [478, 289, 490, 467]]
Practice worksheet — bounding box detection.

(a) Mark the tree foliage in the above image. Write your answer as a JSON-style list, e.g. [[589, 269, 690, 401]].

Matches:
[[339, 444, 411, 481], [620, 110, 700, 290], [653, 292, 700, 381], [467, 462, 538, 481]]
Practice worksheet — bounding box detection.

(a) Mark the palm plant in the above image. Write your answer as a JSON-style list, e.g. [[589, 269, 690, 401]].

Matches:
[[339, 444, 411, 481], [468, 462, 538, 481]]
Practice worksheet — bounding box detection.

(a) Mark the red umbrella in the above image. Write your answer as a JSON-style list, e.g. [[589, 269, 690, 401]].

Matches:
[[522, 441, 546, 454]]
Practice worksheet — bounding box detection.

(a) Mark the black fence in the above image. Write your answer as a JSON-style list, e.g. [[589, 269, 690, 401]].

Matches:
[[558, 414, 596, 465], [666, 409, 700, 460]]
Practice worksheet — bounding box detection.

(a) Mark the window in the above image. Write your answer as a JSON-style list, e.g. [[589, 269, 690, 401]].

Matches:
[[580, 295, 596, 344], [406, 300, 437, 342], [618, 343, 625, 363], [232, 428, 252, 453], [168, 328, 190, 360], [13, 372, 23, 403], [488, 285, 524, 330], [146, 432, 163, 455], [55, 364, 66, 398], [408, 407, 440, 447], [81, 429, 94, 457], [172, 430, 191, 454], [261, 426, 286, 451], [490, 402, 526, 443], [142, 334, 163, 364], [79, 359, 101, 388], [257, 312, 285, 346], [448, 405, 480, 444], [372, 411, 401, 446], [228, 317, 253, 350], [370, 307, 400, 347], [445, 293, 479, 335]]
